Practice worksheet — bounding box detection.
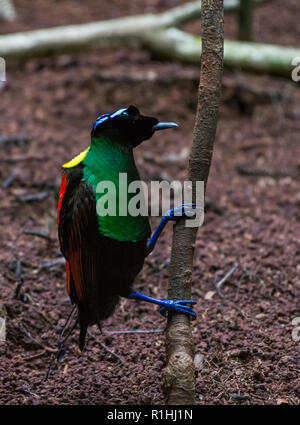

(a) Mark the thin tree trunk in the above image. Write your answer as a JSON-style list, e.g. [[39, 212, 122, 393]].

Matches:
[[163, 0, 224, 405], [238, 0, 254, 41]]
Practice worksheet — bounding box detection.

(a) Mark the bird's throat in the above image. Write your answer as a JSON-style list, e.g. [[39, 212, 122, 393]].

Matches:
[[82, 136, 151, 242]]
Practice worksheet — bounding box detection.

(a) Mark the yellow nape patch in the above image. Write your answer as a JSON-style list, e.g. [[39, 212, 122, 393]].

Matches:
[[62, 146, 90, 168]]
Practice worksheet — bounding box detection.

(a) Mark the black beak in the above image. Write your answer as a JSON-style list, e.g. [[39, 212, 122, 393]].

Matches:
[[152, 122, 178, 131]]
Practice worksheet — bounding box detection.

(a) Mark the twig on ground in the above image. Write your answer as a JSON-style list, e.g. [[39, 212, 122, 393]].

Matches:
[[234, 263, 261, 299], [23, 350, 46, 361], [104, 328, 165, 334], [99, 341, 126, 365], [17, 387, 40, 399], [236, 165, 300, 180], [14, 259, 21, 280], [32, 307, 54, 325], [216, 263, 238, 297], [235, 272, 246, 299], [239, 137, 272, 151], [19, 322, 57, 353], [87, 330, 126, 364], [0, 134, 30, 147], [39, 258, 66, 270], [13, 260, 24, 300], [18, 191, 49, 203], [19, 322, 41, 346], [23, 229, 51, 241], [231, 393, 251, 401], [1, 174, 15, 189]]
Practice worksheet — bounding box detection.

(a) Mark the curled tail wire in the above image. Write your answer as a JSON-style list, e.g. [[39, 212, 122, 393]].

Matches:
[[45, 306, 78, 381]]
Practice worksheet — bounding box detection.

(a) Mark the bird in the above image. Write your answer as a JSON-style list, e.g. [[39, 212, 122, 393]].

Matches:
[[57, 105, 196, 352]]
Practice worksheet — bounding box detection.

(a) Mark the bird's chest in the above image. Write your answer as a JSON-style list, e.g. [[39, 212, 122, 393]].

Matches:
[[82, 153, 151, 242]]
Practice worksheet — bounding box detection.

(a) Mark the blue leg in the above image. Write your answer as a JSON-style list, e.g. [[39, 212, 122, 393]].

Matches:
[[128, 291, 196, 319], [146, 203, 198, 255]]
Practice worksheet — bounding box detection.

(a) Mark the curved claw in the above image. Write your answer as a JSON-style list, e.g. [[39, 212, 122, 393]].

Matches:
[[165, 204, 200, 221], [159, 299, 197, 319]]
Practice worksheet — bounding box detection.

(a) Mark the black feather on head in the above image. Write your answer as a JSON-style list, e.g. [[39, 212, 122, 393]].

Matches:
[[91, 105, 160, 147]]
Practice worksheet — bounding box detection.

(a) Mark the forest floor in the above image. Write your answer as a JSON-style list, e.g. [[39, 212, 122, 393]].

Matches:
[[0, 0, 299, 405]]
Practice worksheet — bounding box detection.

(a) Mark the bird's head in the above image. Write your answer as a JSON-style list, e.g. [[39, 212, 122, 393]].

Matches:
[[91, 105, 178, 148]]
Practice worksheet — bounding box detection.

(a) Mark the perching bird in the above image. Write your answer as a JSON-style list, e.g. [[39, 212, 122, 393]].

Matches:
[[57, 106, 196, 351]]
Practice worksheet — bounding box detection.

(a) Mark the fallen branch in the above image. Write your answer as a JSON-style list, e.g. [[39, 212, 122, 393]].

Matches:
[[17, 387, 40, 399], [23, 229, 51, 241], [0, 0, 16, 23], [0, 0, 269, 59], [23, 350, 47, 361], [39, 257, 66, 270], [142, 28, 300, 77], [163, 0, 224, 405], [236, 165, 300, 180], [104, 329, 165, 334], [0, 134, 30, 146], [0, 0, 213, 60], [17, 191, 48, 203], [216, 263, 238, 297], [0, 0, 289, 77]]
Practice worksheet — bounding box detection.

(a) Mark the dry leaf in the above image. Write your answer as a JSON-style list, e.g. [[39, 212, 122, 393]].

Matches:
[[204, 291, 216, 301]]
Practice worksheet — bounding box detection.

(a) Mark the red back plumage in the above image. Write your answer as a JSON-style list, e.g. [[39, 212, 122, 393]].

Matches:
[[57, 171, 67, 228]]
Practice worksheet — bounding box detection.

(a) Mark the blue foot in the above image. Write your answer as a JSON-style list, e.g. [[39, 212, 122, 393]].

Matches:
[[165, 203, 198, 221], [146, 203, 199, 255], [128, 291, 196, 319], [159, 299, 196, 319]]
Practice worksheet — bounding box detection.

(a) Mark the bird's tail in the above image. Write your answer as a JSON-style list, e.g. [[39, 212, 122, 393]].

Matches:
[[45, 306, 78, 381]]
